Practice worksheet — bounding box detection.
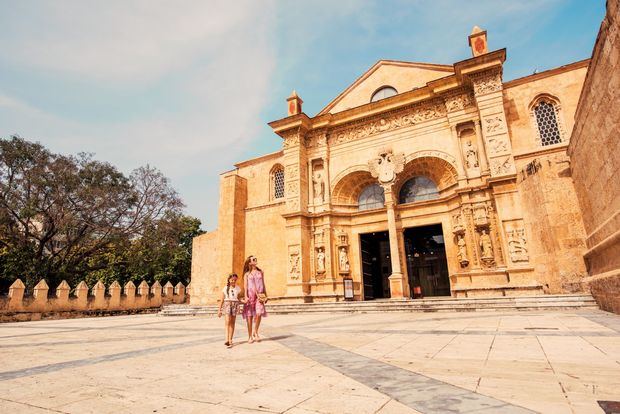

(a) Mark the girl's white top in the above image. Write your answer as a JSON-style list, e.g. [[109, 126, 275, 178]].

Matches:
[[222, 286, 241, 301]]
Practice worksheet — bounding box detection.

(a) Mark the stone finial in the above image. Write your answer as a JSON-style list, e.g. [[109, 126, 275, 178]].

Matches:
[[8, 279, 26, 308], [109, 281, 122, 307], [287, 90, 303, 116], [174, 282, 186, 296], [151, 281, 162, 296], [92, 281, 106, 307], [138, 280, 150, 296], [8, 278, 25, 297], [124, 280, 136, 296], [468, 25, 488, 57], [33, 279, 50, 299], [56, 280, 71, 301], [163, 281, 174, 297]]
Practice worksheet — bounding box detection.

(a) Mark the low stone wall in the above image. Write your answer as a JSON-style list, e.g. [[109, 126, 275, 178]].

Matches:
[[0, 278, 189, 322], [585, 272, 620, 314]]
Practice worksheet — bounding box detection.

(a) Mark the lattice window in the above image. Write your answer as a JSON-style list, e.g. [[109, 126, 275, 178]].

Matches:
[[532, 98, 565, 146], [273, 167, 284, 199]]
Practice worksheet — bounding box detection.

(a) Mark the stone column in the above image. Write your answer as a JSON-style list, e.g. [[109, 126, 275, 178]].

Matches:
[[383, 186, 406, 299]]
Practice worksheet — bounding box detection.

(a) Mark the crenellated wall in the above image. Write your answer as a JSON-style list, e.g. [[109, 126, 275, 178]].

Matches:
[[0, 278, 189, 322]]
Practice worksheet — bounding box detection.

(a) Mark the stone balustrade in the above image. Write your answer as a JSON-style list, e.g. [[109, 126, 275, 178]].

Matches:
[[0, 279, 190, 322]]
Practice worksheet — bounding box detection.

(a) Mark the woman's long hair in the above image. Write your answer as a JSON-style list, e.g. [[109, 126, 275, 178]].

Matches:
[[243, 255, 262, 276], [226, 273, 237, 297]]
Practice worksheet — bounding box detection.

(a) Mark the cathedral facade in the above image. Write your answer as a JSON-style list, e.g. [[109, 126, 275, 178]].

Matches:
[[190, 28, 591, 304]]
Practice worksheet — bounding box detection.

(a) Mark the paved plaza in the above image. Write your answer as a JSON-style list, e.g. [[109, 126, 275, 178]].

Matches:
[[1, 310, 619, 413]]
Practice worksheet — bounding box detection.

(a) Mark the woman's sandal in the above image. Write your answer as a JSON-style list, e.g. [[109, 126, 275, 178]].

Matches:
[[224, 341, 230, 347]]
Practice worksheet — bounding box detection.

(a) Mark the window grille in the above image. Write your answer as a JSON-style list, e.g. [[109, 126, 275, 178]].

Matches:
[[273, 168, 284, 199], [533, 100, 563, 146]]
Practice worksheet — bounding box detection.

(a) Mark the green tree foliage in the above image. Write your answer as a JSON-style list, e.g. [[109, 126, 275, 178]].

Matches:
[[0, 136, 204, 292]]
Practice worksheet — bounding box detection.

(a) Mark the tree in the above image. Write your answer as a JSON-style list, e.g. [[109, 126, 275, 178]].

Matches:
[[0, 135, 193, 291]]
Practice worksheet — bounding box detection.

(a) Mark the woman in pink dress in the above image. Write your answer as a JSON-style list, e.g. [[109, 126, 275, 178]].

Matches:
[[242, 255, 268, 343]]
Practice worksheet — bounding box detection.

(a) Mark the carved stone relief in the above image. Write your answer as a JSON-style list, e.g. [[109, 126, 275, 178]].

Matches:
[[471, 69, 503, 96], [488, 136, 509, 155], [490, 156, 514, 176], [452, 212, 465, 234], [507, 228, 529, 263], [285, 164, 299, 180], [484, 114, 507, 135], [286, 181, 299, 196], [332, 101, 446, 144], [473, 203, 490, 228], [288, 246, 301, 279], [368, 148, 405, 185], [444, 90, 473, 112], [283, 133, 301, 149]]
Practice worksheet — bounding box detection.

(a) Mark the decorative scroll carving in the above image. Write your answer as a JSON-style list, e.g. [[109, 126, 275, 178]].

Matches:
[[283, 133, 301, 149], [507, 228, 529, 263], [286, 198, 299, 211], [286, 181, 299, 196], [288, 246, 300, 279], [444, 90, 473, 112], [332, 101, 446, 144], [368, 148, 405, 184], [471, 69, 502, 96]]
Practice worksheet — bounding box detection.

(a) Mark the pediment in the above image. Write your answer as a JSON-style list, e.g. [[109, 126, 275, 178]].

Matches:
[[318, 60, 453, 115]]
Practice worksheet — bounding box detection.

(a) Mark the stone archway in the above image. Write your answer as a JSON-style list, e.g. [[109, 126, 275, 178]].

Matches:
[[331, 167, 377, 206], [394, 154, 459, 199]]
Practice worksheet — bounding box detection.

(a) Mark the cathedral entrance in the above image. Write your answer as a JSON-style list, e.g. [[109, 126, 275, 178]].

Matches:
[[404, 224, 451, 297], [360, 231, 392, 300]]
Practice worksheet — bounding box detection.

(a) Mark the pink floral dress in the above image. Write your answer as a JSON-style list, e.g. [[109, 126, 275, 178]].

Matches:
[[242, 269, 267, 319]]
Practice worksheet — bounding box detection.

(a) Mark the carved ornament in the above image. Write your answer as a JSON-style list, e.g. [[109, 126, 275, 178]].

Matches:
[[332, 101, 446, 144], [368, 148, 405, 185], [471, 69, 503, 96]]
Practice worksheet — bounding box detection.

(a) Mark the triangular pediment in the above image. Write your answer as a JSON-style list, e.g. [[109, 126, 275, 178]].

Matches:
[[318, 60, 453, 115]]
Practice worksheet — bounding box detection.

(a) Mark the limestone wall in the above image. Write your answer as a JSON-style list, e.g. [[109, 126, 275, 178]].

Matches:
[[504, 63, 588, 155], [190, 231, 219, 305], [1, 278, 188, 322], [568, 0, 620, 313], [517, 153, 588, 293]]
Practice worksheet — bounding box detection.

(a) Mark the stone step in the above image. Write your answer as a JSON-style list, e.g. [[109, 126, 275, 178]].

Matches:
[[159, 294, 599, 316]]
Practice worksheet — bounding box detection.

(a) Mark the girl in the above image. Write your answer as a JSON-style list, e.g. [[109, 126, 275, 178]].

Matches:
[[218, 273, 243, 348], [241, 255, 268, 343]]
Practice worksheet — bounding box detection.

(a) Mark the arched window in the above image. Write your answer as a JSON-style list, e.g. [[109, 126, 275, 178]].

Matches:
[[399, 176, 439, 204], [358, 184, 385, 210], [271, 165, 284, 200], [371, 86, 397, 103], [531, 96, 565, 146]]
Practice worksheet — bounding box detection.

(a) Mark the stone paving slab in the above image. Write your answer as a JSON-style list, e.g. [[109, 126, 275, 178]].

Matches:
[[0, 310, 619, 413]]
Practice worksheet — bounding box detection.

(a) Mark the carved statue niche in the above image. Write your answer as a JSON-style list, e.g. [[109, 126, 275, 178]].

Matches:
[[338, 247, 350, 273], [479, 229, 495, 266], [458, 127, 479, 170], [368, 148, 405, 185], [456, 234, 469, 267], [316, 247, 326, 274], [335, 229, 350, 275], [452, 212, 465, 234]]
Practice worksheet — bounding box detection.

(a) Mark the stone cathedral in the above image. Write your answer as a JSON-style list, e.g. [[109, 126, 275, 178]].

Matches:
[[190, 27, 593, 304]]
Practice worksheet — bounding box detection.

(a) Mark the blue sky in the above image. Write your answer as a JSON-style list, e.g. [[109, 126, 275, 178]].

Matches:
[[0, 0, 606, 230]]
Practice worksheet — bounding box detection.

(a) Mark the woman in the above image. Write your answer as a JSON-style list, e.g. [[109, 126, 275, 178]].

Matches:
[[217, 273, 244, 348], [242, 255, 268, 343]]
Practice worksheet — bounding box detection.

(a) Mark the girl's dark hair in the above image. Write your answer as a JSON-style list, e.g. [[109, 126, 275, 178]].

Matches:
[[242, 255, 262, 276], [226, 273, 237, 297]]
